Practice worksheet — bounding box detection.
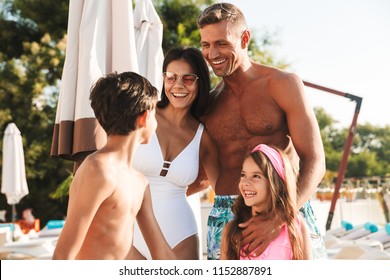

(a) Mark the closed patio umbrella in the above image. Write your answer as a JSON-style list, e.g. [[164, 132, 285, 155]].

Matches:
[[1, 123, 29, 223], [51, 0, 163, 171], [50, 0, 140, 166], [134, 0, 164, 93]]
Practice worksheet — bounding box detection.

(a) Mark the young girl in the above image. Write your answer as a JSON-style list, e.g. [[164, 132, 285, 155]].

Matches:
[[220, 144, 312, 260]]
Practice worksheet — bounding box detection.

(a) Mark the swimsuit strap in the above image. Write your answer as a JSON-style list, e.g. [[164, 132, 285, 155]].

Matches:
[[160, 160, 171, 176], [161, 160, 171, 170]]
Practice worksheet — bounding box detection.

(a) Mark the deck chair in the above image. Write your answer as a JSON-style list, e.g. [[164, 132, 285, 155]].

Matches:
[[358, 248, 390, 260]]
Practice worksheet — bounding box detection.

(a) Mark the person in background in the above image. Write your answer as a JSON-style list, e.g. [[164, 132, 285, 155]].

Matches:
[[221, 144, 312, 260], [17, 208, 40, 234], [197, 2, 326, 259]]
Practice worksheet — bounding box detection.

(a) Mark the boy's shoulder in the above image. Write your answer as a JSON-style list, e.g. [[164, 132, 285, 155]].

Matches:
[[78, 152, 106, 173]]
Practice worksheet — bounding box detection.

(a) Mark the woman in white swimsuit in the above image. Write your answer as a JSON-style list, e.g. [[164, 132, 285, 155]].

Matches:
[[129, 47, 220, 260]]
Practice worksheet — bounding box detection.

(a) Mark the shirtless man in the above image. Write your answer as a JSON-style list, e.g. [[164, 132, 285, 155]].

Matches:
[[52, 72, 176, 260], [197, 3, 327, 259]]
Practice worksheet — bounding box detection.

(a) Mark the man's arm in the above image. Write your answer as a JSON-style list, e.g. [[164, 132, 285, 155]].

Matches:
[[239, 214, 283, 255], [240, 72, 325, 255], [136, 185, 176, 260], [273, 73, 326, 206]]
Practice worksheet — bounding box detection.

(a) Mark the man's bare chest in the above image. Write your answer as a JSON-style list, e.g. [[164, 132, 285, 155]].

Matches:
[[205, 94, 285, 142]]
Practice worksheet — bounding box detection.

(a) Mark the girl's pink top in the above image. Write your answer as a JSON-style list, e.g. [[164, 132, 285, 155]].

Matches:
[[239, 218, 300, 260]]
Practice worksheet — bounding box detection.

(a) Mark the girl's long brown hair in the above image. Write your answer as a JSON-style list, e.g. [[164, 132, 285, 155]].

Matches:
[[225, 148, 305, 260]]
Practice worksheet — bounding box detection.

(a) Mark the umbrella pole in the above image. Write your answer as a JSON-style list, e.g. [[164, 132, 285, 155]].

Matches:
[[11, 204, 17, 241], [377, 179, 390, 223], [11, 204, 17, 223], [325, 109, 360, 230], [303, 81, 363, 231]]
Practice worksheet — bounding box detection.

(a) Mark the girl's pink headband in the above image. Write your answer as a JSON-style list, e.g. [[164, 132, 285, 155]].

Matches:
[[251, 144, 285, 181]]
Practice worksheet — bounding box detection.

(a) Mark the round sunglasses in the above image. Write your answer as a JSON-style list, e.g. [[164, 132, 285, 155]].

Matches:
[[163, 72, 199, 86]]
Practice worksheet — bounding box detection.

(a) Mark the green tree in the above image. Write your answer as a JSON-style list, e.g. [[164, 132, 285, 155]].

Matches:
[[0, 0, 68, 59], [153, 0, 213, 52], [0, 0, 71, 225], [314, 107, 390, 181], [314, 107, 343, 172], [248, 29, 289, 69], [347, 124, 390, 177]]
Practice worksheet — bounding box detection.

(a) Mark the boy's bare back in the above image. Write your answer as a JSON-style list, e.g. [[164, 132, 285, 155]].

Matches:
[[52, 71, 163, 260], [53, 149, 148, 259]]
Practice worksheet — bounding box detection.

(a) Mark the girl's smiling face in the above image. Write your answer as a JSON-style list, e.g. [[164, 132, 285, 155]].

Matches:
[[239, 156, 270, 216]]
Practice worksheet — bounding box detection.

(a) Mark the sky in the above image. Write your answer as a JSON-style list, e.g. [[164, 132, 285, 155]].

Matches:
[[218, 0, 390, 128]]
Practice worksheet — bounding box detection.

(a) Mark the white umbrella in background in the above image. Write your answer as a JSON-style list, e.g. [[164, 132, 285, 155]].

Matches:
[[1, 123, 29, 223], [134, 0, 164, 93]]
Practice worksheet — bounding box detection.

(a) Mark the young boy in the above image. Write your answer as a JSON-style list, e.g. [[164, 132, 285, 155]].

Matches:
[[52, 71, 176, 260]]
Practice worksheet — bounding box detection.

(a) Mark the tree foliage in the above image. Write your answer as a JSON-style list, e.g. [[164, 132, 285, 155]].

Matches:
[[153, 0, 213, 52], [0, 0, 71, 225], [314, 108, 390, 180]]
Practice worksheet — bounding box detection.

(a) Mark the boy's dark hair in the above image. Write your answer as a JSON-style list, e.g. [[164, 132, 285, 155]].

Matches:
[[158, 46, 211, 120], [90, 71, 158, 135]]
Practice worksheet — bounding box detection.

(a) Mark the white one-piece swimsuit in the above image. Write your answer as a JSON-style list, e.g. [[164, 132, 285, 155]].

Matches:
[[132, 123, 204, 259]]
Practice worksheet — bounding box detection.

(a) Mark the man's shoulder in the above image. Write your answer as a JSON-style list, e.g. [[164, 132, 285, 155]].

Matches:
[[265, 67, 300, 83], [261, 68, 303, 94]]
